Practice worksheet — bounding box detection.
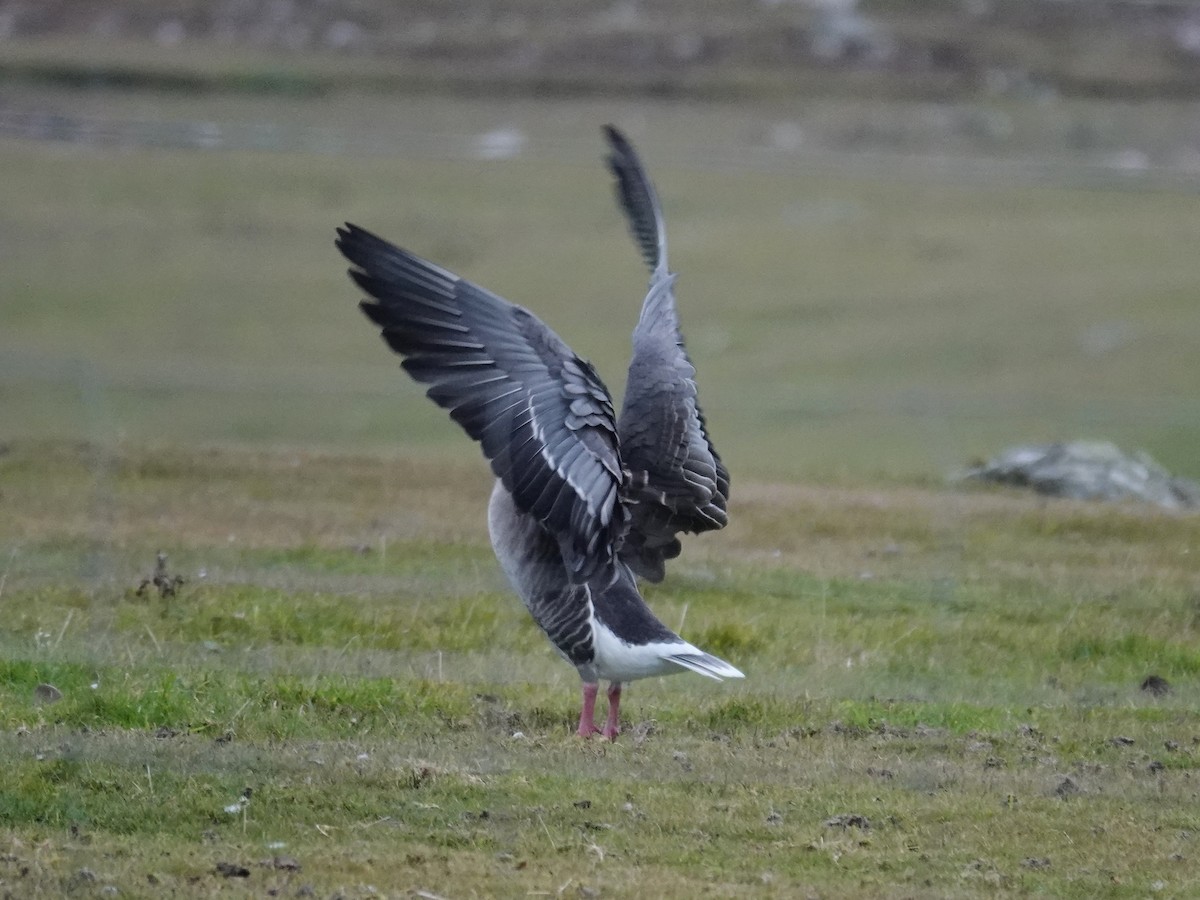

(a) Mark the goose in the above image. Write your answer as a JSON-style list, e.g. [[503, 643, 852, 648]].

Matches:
[[336, 125, 742, 740]]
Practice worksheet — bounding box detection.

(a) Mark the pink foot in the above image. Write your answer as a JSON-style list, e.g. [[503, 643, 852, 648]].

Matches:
[[576, 682, 600, 738], [601, 683, 622, 742]]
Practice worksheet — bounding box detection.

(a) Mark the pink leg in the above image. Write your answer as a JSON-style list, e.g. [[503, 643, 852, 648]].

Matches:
[[601, 682, 622, 741], [576, 682, 601, 738]]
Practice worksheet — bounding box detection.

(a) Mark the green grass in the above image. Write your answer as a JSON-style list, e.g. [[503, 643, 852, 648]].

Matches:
[[3, 58, 1200, 895], [3, 441, 1200, 897], [4, 89, 1200, 484]]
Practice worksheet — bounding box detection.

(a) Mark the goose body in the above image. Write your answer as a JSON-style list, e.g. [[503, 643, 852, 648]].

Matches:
[[337, 126, 741, 739]]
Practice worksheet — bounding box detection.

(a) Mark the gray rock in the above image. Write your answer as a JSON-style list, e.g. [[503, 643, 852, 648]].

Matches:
[[154, 19, 185, 47], [810, 3, 895, 65], [324, 20, 364, 51], [961, 441, 1200, 511], [34, 683, 63, 704]]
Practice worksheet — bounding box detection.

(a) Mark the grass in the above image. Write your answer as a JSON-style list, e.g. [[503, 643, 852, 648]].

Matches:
[[3, 87, 1200, 484], [3, 51, 1200, 895], [2, 441, 1200, 897]]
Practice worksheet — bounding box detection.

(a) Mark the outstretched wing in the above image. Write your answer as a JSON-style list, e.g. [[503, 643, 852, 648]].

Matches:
[[603, 125, 731, 583], [337, 223, 625, 585]]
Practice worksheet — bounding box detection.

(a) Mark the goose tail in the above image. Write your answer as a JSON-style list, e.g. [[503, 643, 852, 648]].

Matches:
[[667, 648, 745, 681]]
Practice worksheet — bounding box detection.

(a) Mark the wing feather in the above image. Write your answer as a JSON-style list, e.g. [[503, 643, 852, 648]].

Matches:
[[603, 125, 731, 583], [338, 222, 625, 584], [603, 124, 667, 276]]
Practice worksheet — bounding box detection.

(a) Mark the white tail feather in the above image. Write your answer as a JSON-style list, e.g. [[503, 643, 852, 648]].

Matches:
[[667, 651, 745, 681], [589, 622, 746, 683]]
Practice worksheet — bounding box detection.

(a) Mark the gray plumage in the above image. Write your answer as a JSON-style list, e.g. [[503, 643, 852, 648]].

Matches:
[[604, 125, 731, 583], [337, 125, 741, 740], [345, 233, 625, 586]]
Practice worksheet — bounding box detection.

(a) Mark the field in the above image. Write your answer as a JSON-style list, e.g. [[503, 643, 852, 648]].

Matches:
[[4, 24, 1200, 897], [6, 87, 1200, 481], [4, 442, 1200, 898]]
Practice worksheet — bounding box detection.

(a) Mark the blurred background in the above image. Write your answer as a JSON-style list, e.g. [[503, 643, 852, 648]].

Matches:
[[3, 0, 1200, 484]]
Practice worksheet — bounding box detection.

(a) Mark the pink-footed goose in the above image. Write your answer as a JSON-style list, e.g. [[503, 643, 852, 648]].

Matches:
[[336, 126, 741, 740]]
